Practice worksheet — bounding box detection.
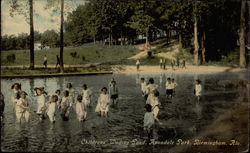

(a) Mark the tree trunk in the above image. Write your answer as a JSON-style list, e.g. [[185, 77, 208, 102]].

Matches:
[[145, 29, 149, 51], [29, 0, 34, 70], [93, 35, 96, 44], [201, 31, 206, 64], [193, 16, 199, 65], [239, 0, 246, 68], [60, 0, 64, 73], [120, 31, 123, 46], [178, 33, 183, 50]]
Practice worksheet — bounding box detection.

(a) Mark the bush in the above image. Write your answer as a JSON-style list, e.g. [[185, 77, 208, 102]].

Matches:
[[6, 54, 16, 63], [82, 56, 86, 61]]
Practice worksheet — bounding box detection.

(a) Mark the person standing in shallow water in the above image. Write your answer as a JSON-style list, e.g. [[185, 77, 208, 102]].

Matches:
[[109, 81, 118, 105], [194, 79, 202, 102], [144, 104, 155, 145], [75, 95, 87, 122], [82, 84, 92, 107], [34, 87, 47, 121], [146, 78, 158, 105], [60, 90, 71, 121], [95, 87, 110, 117], [15, 91, 30, 123], [46, 95, 58, 123]]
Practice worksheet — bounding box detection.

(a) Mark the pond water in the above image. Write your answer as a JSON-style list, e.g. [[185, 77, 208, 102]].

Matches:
[[0, 72, 248, 152]]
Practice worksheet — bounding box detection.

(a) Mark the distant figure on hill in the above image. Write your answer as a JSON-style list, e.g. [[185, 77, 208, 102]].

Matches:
[[56, 55, 60, 68], [159, 58, 163, 69], [171, 59, 175, 70], [163, 59, 167, 70], [176, 57, 180, 68], [182, 59, 186, 69], [136, 60, 140, 71], [43, 55, 48, 68]]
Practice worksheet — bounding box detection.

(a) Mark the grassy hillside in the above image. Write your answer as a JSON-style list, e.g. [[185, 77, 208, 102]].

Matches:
[[1, 43, 140, 66]]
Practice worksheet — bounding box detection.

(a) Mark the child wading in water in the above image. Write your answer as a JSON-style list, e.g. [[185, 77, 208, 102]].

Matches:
[[11, 83, 21, 112], [54, 90, 62, 109], [194, 79, 202, 102], [109, 81, 118, 105], [165, 78, 173, 99], [35, 87, 47, 121], [144, 104, 155, 145], [60, 90, 72, 121], [171, 78, 177, 97], [151, 90, 161, 124], [95, 87, 110, 117], [66, 83, 75, 105], [141, 78, 147, 99], [82, 84, 92, 107], [46, 95, 58, 123], [15, 91, 30, 123], [76, 95, 87, 122], [146, 78, 158, 104]]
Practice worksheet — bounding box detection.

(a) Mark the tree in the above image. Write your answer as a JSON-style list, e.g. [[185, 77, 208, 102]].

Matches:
[[239, 0, 247, 68], [9, 0, 35, 69], [127, 0, 154, 52], [193, 1, 199, 65], [41, 30, 59, 48], [60, 0, 64, 72], [45, 0, 66, 72]]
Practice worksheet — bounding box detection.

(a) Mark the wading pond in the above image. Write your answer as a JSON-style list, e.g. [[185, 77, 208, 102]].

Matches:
[[1, 72, 248, 152]]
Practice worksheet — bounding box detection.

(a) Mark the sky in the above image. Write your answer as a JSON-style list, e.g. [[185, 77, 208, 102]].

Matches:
[[1, 0, 86, 36]]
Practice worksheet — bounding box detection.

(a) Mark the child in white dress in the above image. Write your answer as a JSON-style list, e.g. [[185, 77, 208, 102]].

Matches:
[[66, 83, 75, 105], [165, 78, 173, 99], [46, 95, 58, 123], [11, 83, 21, 112], [34, 87, 47, 120], [151, 90, 161, 124], [82, 84, 92, 107], [144, 104, 155, 144], [60, 90, 71, 121], [141, 78, 147, 97], [195, 79, 202, 102], [146, 78, 158, 104], [76, 95, 87, 122], [54, 90, 62, 109], [95, 87, 110, 117], [15, 91, 30, 123], [171, 78, 177, 96]]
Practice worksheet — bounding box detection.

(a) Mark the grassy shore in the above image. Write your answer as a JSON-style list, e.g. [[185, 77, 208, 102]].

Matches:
[[1, 66, 112, 76], [1, 43, 140, 66], [1, 40, 243, 76]]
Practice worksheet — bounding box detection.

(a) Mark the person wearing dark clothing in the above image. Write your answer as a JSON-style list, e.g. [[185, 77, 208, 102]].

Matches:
[[56, 55, 60, 68]]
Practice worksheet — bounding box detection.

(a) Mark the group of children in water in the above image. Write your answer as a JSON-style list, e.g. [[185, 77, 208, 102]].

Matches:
[[1, 76, 202, 143], [141, 77, 202, 143], [8, 79, 119, 123]]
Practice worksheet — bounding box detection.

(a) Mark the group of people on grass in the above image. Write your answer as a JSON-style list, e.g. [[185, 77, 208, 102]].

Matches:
[[43, 55, 60, 69], [135, 57, 186, 71]]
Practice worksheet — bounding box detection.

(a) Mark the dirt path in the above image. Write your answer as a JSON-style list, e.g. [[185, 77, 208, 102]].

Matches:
[[128, 42, 180, 60], [111, 65, 247, 74], [155, 44, 179, 60]]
